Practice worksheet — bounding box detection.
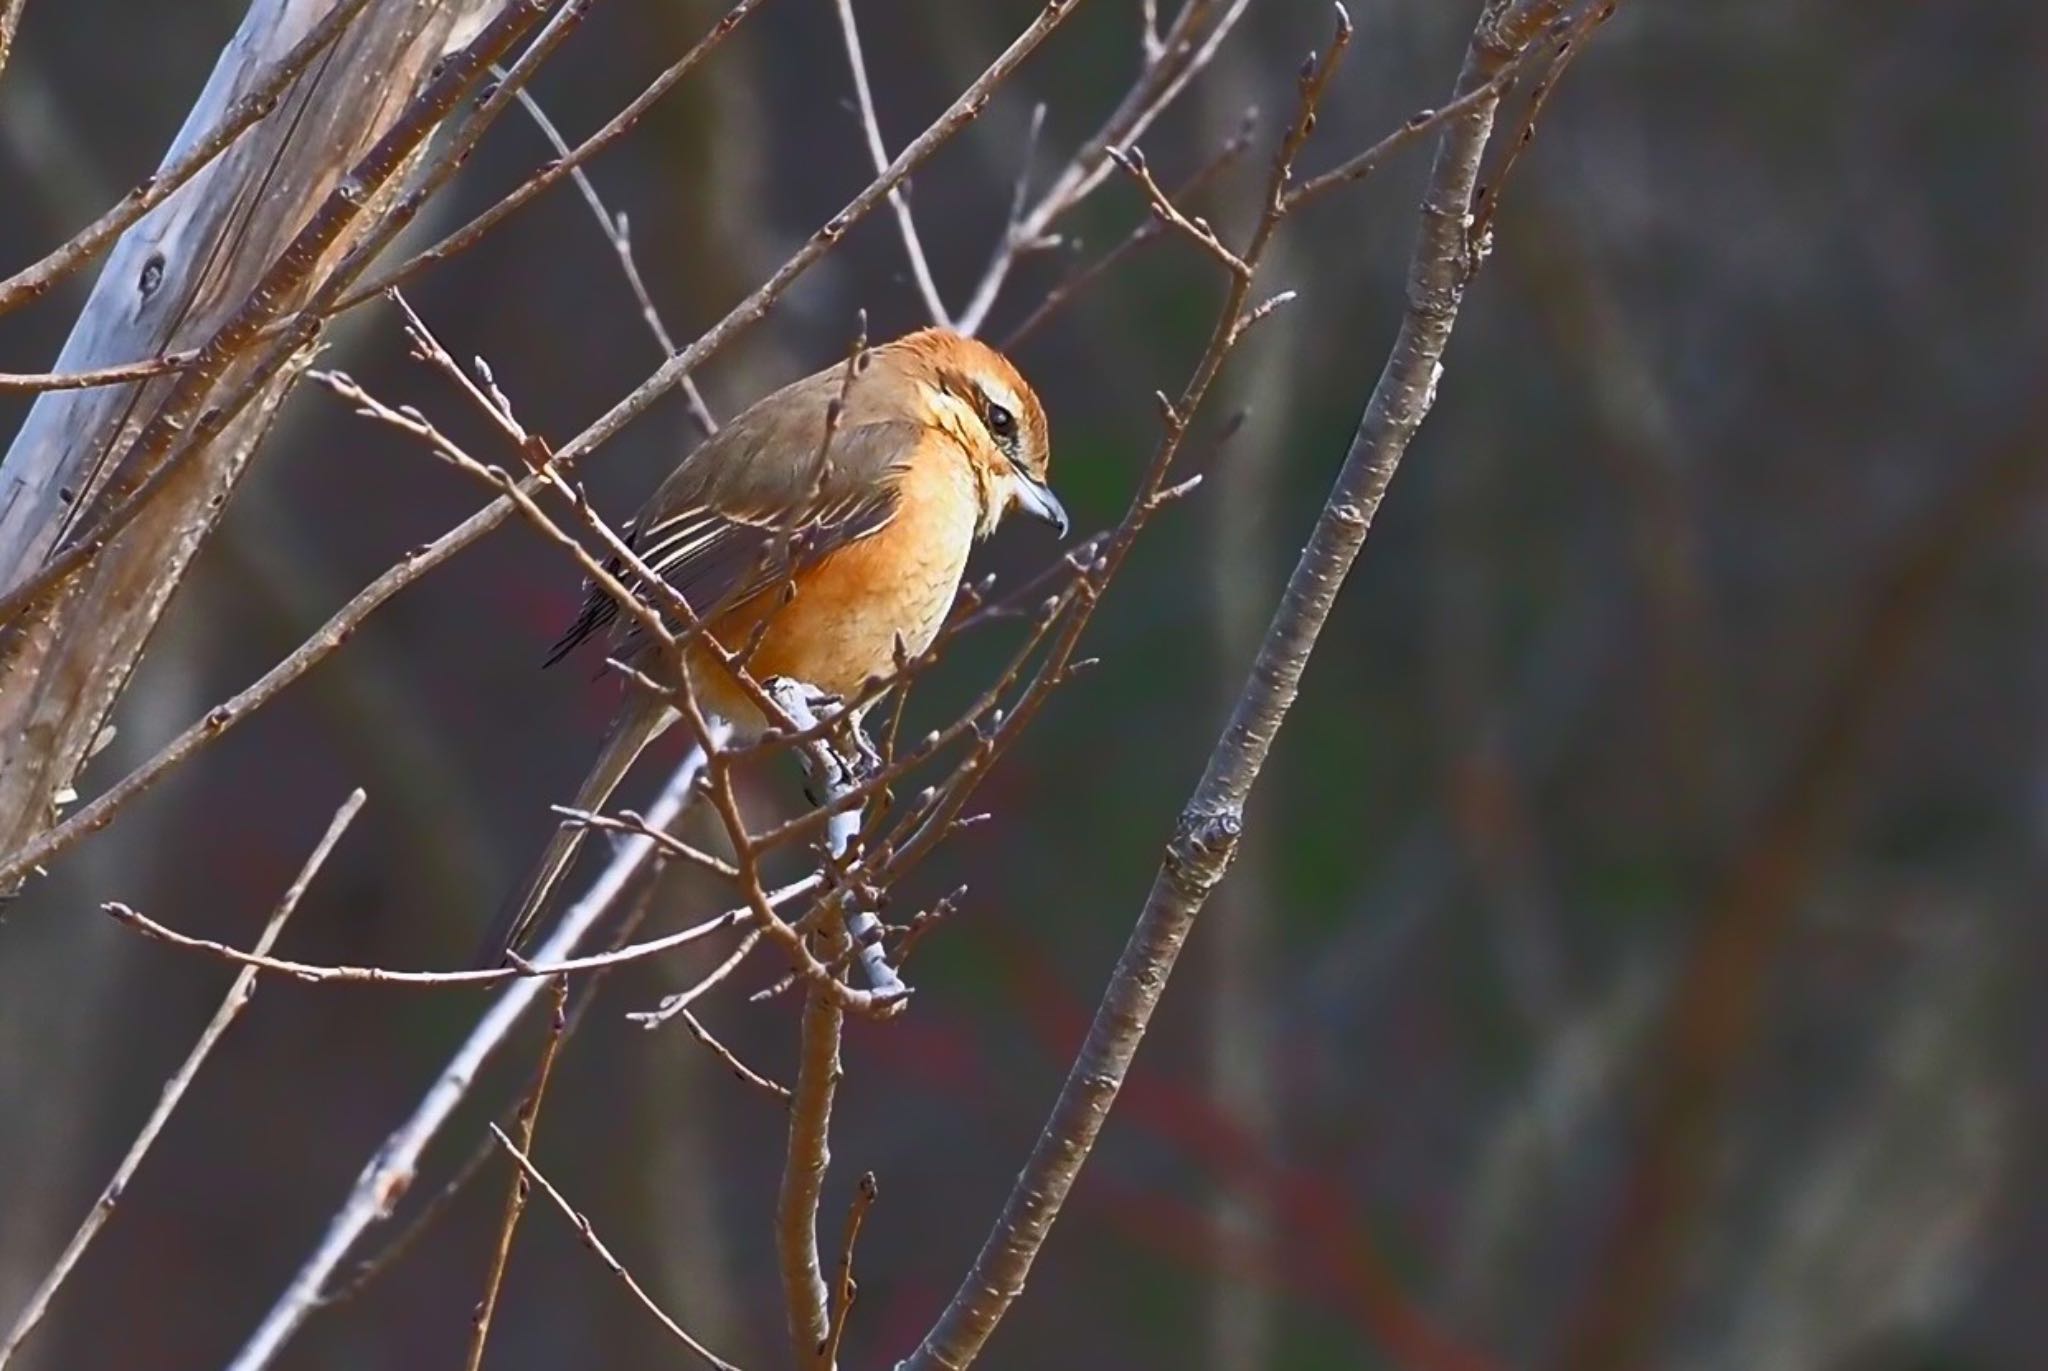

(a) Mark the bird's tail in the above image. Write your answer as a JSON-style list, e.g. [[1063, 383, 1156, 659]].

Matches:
[[471, 697, 676, 968]]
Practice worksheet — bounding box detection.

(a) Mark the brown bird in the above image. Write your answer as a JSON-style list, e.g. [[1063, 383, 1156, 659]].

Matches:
[[479, 327, 1064, 963]]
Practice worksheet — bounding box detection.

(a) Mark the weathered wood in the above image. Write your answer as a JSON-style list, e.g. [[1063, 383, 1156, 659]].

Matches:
[[0, 0, 501, 884]]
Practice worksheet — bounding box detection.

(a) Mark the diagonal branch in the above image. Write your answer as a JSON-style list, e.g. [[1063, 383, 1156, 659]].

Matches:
[[490, 1126, 746, 1371], [0, 788, 365, 1370], [899, 3, 1597, 1365], [223, 745, 723, 1371], [503, 79, 720, 437]]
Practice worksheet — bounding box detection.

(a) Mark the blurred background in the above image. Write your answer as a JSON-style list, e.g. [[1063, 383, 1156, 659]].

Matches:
[[1, 1, 2041, 1368]]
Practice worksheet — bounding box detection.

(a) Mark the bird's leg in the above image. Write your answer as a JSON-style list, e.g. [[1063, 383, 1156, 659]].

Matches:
[[841, 716, 883, 788], [762, 677, 909, 1005]]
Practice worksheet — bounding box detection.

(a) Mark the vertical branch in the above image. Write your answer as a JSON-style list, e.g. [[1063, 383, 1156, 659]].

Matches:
[[831, 0, 952, 328], [463, 976, 570, 1371], [774, 684, 871, 1368], [820, 1173, 877, 1370], [780, 918, 847, 1367]]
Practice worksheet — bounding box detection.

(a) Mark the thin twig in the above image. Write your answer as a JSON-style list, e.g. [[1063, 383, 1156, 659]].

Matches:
[[489, 1127, 744, 1371], [833, 0, 951, 327], [0, 789, 366, 1370], [503, 78, 719, 436], [463, 976, 569, 1371], [319, 877, 670, 1311], [224, 745, 723, 1371], [680, 1006, 792, 1103], [1001, 118, 1252, 349], [955, 0, 1253, 334], [1283, 27, 1557, 213], [1469, 0, 1616, 244], [1106, 144, 1250, 279], [632, 927, 764, 1027], [103, 879, 816, 986], [0, 350, 197, 394], [820, 1172, 878, 1370]]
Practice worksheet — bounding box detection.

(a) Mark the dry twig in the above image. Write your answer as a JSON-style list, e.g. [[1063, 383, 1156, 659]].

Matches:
[[224, 747, 720, 1371], [833, 0, 952, 328], [0, 789, 366, 1370], [489, 1126, 744, 1371], [463, 977, 570, 1371]]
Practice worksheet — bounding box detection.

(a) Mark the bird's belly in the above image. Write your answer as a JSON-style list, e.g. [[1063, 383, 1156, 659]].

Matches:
[[692, 494, 976, 725], [759, 519, 973, 696]]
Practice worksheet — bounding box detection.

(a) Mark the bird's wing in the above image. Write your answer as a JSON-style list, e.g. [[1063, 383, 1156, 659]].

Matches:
[[545, 408, 924, 666]]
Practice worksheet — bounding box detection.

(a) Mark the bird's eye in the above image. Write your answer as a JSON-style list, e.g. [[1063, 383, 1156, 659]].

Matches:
[[985, 401, 1016, 441]]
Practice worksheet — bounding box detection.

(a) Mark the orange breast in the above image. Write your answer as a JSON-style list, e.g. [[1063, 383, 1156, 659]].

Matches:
[[687, 432, 980, 734]]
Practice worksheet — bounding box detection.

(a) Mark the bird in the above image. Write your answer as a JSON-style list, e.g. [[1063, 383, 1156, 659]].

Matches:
[[476, 327, 1065, 965]]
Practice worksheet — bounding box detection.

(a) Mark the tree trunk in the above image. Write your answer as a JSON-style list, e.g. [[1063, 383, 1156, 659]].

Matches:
[[0, 0, 499, 884]]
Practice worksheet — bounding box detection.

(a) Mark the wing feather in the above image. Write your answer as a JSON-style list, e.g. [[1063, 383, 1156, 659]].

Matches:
[[544, 413, 922, 667]]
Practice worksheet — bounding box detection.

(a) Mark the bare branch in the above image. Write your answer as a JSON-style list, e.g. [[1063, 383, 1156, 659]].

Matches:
[[1107, 144, 1250, 279], [781, 921, 848, 1367], [1283, 26, 1556, 213], [821, 1172, 878, 1370], [102, 878, 822, 986], [631, 927, 765, 1028], [0, 789, 365, 1370], [955, 0, 1254, 333], [224, 744, 724, 1371], [679, 1007, 792, 1103], [773, 682, 878, 1367], [503, 78, 720, 436], [0, 350, 196, 394], [1001, 116, 1252, 348], [1469, 0, 1617, 244], [463, 976, 569, 1371], [832, 0, 952, 327], [489, 1127, 745, 1371]]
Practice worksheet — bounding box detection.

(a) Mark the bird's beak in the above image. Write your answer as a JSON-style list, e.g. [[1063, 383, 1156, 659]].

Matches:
[[1012, 473, 1069, 537]]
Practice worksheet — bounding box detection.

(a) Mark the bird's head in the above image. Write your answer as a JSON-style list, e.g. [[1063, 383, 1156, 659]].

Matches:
[[891, 328, 1065, 540]]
